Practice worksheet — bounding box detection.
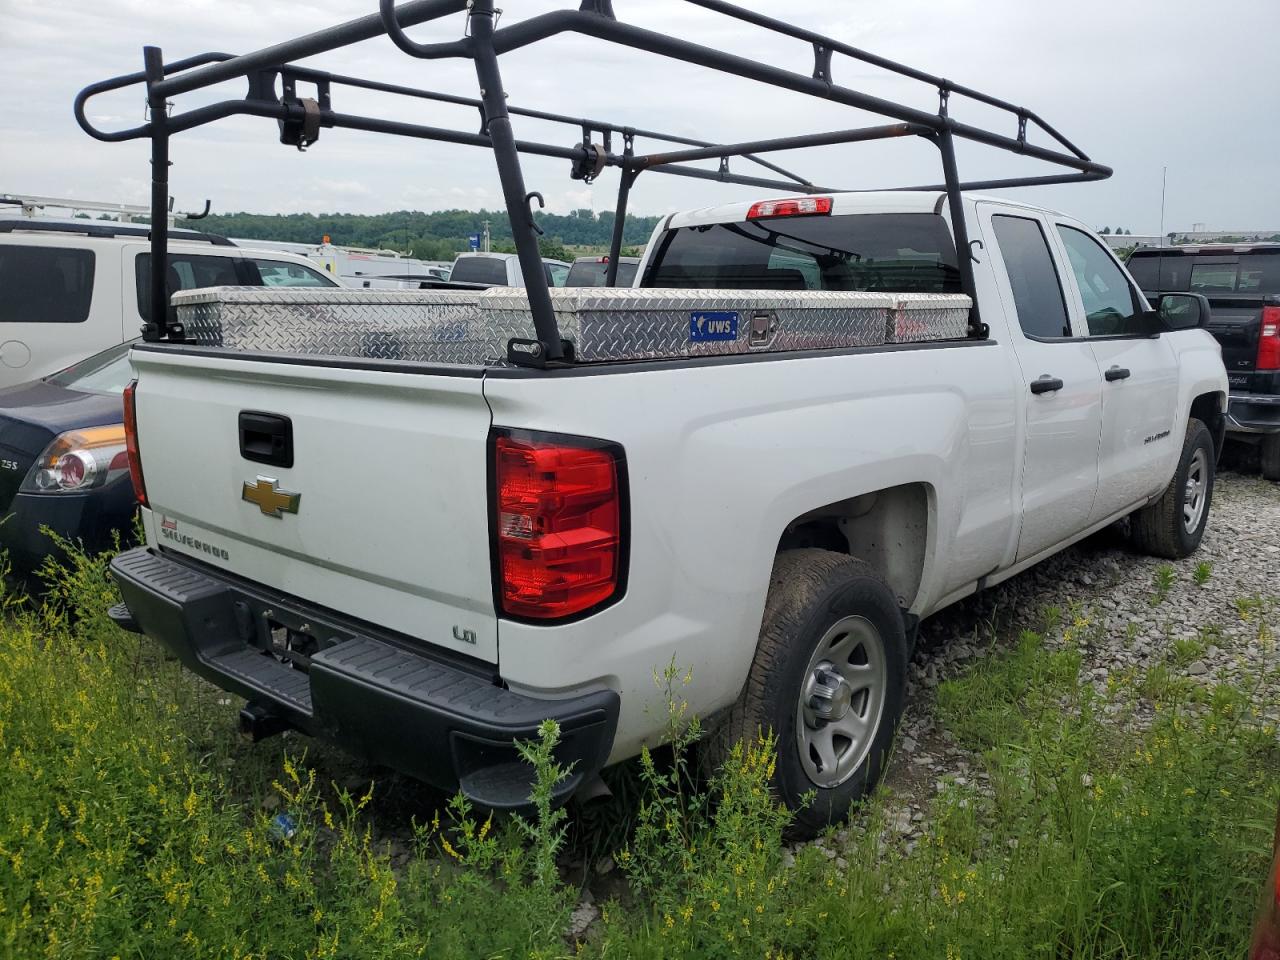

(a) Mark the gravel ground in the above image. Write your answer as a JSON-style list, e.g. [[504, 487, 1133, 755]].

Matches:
[[870, 465, 1280, 846]]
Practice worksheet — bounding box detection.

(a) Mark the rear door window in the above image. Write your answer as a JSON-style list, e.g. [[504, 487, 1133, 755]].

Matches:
[[990, 215, 1071, 339], [135, 253, 244, 322], [643, 213, 962, 293], [0, 245, 96, 323]]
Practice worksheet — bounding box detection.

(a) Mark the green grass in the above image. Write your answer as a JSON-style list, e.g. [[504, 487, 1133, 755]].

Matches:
[[0, 545, 1276, 958], [1171, 633, 1208, 667], [1152, 564, 1177, 605], [1141, 661, 1199, 703], [1194, 561, 1214, 586]]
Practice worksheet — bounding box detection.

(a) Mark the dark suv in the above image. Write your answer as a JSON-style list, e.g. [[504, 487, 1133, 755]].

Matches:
[[1129, 244, 1280, 477]]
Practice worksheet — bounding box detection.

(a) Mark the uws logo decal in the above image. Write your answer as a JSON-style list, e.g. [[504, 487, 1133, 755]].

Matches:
[[689, 311, 739, 342]]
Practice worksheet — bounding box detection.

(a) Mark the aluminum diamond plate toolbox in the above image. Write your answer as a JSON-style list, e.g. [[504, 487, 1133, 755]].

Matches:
[[172, 287, 506, 365], [483, 288, 899, 361], [886, 293, 973, 343], [172, 286, 972, 364]]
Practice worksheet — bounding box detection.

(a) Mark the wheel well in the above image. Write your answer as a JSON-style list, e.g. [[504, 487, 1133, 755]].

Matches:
[[1190, 391, 1226, 459], [777, 483, 929, 609]]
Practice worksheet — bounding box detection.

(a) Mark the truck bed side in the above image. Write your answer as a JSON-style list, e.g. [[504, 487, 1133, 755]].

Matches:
[[483, 339, 1021, 760]]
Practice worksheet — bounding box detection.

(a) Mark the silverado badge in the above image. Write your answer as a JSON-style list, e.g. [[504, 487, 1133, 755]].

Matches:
[[241, 476, 301, 518]]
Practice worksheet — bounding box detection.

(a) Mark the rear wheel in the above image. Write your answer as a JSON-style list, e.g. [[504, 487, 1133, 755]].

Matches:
[[1129, 417, 1215, 559], [705, 549, 907, 839], [1260, 434, 1280, 481]]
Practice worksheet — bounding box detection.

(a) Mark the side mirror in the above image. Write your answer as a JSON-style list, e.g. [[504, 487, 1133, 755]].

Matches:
[[1154, 292, 1211, 331]]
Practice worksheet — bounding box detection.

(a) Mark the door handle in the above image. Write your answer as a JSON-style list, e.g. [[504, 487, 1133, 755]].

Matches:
[[239, 411, 294, 468], [1030, 375, 1064, 395], [1104, 366, 1131, 382]]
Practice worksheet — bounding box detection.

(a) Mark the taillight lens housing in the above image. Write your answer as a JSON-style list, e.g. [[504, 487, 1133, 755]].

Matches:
[[19, 425, 130, 494], [122, 380, 147, 506], [746, 196, 833, 220], [1259, 306, 1280, 371], [492, 430, 626, 621]]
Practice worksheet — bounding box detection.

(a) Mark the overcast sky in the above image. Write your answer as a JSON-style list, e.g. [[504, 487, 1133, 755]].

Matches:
[[2, 0, 1277, 233]]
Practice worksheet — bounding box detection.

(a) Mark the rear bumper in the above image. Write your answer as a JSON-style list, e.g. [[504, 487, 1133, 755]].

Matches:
[[1227, 392, 1280, 435], [109, 547, 619, 809]]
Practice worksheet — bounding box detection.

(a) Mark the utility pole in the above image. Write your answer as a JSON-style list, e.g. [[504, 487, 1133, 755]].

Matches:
[[1158, 165, 1168, 242], [482, 220, 490, 253]]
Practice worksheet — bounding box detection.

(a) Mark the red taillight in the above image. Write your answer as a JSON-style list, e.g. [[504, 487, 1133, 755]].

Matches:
[[122, 380, 147, 506], [746, 196, 833, 220], [492, 431, 625, 621], [1258, 307, 1280, 371]]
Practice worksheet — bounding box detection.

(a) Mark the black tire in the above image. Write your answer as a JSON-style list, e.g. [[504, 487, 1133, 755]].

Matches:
[[1261, 434, 1280, 482], [704, 549, 908, 839], [1129, 417, 1215, 559]]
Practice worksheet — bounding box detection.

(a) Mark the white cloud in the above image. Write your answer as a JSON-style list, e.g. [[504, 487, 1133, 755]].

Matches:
[[1, 0, 1277, 232]]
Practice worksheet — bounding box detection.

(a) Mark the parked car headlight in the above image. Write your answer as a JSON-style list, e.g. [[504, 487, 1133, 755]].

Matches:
[[20, 425, 130, 494]]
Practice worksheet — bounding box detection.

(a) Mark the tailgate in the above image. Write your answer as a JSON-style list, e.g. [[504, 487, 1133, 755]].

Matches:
[[129, 347, 499, 662], [1205, 297, 1266, 376]]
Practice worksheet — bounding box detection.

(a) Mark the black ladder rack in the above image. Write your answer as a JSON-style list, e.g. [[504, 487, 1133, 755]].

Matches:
[[75, 0, 1111, 366]]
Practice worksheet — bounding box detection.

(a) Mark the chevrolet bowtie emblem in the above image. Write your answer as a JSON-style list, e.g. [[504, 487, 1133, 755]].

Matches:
[[241, 477, 301, 518]]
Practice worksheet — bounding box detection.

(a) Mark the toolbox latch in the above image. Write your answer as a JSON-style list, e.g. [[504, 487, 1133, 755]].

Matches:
[[749, 311, 777, 348]]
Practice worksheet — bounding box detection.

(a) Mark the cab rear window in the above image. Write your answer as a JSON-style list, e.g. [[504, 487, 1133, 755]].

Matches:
[[643, 213, 962, 293], [0, 245, 96, 323], [450, 257, 509, 285], [1189, 257, 1279, 294], [566, 260, 639, 287], [1128, 251, 1280, 295]]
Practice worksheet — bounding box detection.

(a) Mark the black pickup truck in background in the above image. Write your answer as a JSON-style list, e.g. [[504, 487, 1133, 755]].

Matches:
[[1129, 243, 1280, 478]]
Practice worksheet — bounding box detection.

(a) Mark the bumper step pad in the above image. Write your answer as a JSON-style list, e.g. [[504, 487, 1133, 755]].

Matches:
[[215, 648, 314, 715], [109, 547, 619, 809]]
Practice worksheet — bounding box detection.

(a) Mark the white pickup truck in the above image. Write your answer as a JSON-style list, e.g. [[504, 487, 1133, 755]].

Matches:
[[109, 191, 1225, 835]]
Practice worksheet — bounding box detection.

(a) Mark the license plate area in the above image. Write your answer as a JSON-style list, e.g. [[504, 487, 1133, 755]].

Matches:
[[233, 600, 342, 675], [160, 544, 500, 682]]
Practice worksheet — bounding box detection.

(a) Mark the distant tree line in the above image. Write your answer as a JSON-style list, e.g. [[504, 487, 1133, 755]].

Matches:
[[1166, 232, 1280, 244], [192, 207, 663, 261]]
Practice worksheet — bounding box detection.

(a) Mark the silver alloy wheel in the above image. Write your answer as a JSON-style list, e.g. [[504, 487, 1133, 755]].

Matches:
[[1183, 446, 1209, 534], [796, 615, 887, 788]]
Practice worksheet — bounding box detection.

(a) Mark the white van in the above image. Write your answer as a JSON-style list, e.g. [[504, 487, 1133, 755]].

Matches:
[[0, 218, 339, 388]]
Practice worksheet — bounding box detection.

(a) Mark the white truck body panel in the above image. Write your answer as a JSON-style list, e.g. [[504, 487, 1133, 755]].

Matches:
[[123, 192, 1228, 765]]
